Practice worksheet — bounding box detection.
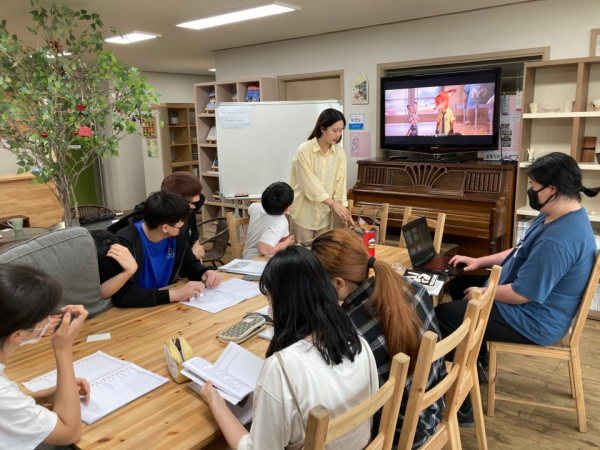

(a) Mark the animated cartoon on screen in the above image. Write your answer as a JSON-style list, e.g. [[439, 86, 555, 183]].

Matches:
[[406, 101, 419, 136], [434, 89, 456, 136]]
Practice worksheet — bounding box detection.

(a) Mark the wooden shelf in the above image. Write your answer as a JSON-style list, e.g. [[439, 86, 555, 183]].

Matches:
[[523, 112, 600, 119], [168, 125, 189, 128], [201, 171, 219, 177], [170, 143, 190, 147], [199, 143, 218, 147], [204, 201, 223, 207], [517, 206, 600, 222], [519, 162, 600, 170], [197, 113, 215, 118], [171, 161, 198, 168]]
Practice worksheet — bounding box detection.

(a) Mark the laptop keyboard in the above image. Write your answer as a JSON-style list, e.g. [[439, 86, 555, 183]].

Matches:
[[424, 257, 449, 271]]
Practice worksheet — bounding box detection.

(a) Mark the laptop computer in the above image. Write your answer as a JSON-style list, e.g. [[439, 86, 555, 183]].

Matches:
[[401, 217, 464, 276]]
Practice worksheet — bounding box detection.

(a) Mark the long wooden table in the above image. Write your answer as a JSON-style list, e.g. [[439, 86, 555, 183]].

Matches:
[[6, 245, 411, 449]]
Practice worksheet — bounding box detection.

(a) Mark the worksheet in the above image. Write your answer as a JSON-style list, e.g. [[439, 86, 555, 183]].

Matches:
[[186, 278, 262, 313]]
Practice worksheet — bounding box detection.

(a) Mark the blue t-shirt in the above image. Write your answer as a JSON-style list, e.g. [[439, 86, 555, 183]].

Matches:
[[496, 208, 595, 346], [135, 220, 176, 289]]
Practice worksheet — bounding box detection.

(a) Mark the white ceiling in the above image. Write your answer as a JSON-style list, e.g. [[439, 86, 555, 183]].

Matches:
[[2, 0, 535, 75]]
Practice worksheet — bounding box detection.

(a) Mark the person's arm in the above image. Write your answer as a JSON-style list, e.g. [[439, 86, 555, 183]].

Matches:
[[200, 381, 248, 449], [192, 241, 205, 262], [294, 148, 330, 204], [449, 248, 513, 271], [258, 236, 295, 256], [42, 305, 88, 446], [32, 378, 90, 406], [99, 244, 137, 299], [463, 283, 531, 304]]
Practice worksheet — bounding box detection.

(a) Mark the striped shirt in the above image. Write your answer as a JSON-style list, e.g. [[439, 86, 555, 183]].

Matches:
[[341, 277, 446, 449]]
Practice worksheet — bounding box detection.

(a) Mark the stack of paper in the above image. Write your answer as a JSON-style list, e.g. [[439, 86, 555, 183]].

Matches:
[[23, 352, 168, 425], [182, 342, 264, 405], [220, 259, 267, 276], [186, 278, 261, 313]]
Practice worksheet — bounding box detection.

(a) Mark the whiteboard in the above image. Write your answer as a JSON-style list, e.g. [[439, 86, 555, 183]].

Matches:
[[216, 100, 343, 198]]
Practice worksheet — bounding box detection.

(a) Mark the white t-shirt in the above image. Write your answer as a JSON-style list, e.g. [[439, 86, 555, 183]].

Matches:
[[238, 337, 378, 450], [0, 363, 57, 450], [242, 203, 289, 260]]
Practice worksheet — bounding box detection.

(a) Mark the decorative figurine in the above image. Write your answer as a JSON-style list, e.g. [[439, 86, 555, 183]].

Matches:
[[527, 148, 536, 162]]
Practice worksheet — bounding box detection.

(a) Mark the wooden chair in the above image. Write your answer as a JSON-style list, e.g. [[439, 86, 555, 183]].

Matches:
[[447, 265, 502, 450], [226, 212, 249, 259], [304, 352, 410, 450], [487, 250, 600, 433], [399, 207, 446, 254], [347, 200, 389, 245], [397, 300, 479, 450], [197, 217, 229, 267]]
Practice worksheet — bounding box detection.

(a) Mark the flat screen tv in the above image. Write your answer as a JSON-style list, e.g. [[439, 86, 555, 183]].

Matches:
[[381, 68, 501, 158]]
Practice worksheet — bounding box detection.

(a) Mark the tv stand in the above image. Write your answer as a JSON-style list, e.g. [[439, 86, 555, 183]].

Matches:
[[350, 158, 516, 257], [385, 150, 480, 163]]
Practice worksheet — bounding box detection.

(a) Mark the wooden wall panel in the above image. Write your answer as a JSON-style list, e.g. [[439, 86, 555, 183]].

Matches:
[[0, 174, 63, 227]]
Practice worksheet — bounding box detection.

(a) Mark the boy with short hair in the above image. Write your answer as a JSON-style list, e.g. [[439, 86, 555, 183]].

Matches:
[[108, 191, 219, 307], [242, 182, 295, 260]]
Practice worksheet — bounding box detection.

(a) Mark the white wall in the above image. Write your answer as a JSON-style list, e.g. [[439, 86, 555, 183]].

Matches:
[[0, 145, 19, 175], [215, 0, 600, 186], [102, 72, 215, 211]]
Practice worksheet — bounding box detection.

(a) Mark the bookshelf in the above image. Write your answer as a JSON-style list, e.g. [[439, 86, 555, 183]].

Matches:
[[158, 103, 198, 178], [193, 78, 279, 237], [513, 56, 600, 320]]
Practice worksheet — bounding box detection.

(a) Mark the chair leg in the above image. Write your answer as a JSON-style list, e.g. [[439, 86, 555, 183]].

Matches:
[[471, 383, 488, 450], [571, 349, 587, 433], [568, 360, 576, 399], [487, 343, 498, 417]]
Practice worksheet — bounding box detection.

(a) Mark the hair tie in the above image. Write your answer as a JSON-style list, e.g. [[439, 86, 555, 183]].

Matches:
[[367, 257, 376, 270]]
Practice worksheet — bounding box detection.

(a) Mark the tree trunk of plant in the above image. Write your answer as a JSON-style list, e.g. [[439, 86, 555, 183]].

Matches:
[[54, 178, 77, 227]]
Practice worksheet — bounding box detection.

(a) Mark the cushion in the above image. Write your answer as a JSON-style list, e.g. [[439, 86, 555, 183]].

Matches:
[[0, 227, 111, 317]]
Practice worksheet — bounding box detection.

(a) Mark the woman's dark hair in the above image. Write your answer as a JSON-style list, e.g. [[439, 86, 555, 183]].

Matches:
[[528, 152, 600, 201], [308, 108, 346, 140], [0, 264, 61, 342], [259, 246, 361, 365], [143, 190, 190, 230], [161, 171, 202, 199], [261, 182, 294, 215], [91, 230, 123, 283]]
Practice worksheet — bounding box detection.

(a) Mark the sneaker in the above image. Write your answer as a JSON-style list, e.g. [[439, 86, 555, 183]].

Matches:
[[457, 408, 474, 428]]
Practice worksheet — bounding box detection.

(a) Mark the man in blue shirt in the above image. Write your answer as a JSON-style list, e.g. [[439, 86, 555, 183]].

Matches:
[[108, 191, 220, 307], [435, 152, 600, 424]]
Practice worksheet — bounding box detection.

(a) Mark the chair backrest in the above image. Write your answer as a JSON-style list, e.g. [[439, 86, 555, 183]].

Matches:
[[397, 301, 478, 449], [399, 206, 446, 254], [569, 250, 600, 348], [347, 200, 390, 245], [465, 265, 502, 371], [304, 353, 410, 450], [226, 212, 250, 259], [198, 217, 229, 261]]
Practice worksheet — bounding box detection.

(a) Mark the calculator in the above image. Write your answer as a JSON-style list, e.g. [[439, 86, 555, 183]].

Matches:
[[218, 315, 266, 344]]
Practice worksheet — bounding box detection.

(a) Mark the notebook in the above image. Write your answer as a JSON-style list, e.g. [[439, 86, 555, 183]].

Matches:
[[401, 217, 464, 276]]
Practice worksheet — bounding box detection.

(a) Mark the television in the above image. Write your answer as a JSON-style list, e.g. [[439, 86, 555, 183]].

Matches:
[[381, 68, 502, 159]]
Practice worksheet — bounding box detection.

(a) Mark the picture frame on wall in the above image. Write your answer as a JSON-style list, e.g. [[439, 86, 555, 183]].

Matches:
[[351, 73, 368, 105], [590, 28, 600, 57]]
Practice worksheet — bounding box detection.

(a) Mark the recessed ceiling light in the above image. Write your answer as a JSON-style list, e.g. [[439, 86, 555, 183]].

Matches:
[[105, 31, 161, 44], [176, 2, 299, 30], [208, 68, 216, 72]]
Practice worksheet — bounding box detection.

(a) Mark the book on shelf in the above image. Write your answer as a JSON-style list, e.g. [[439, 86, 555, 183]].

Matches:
[[211, 155, 219, 171], [245, 85, 260, 102], [232, 88, 238, 102], [23, 351, 168, 425], [516, 218, 535, 243], [206, 126, 217, 142], [181, 342, 264, 405], [205, 90, 216, 112]]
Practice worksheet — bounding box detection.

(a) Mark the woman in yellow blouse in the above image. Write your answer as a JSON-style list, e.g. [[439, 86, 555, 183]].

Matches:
[[289, 109, 355, 243]]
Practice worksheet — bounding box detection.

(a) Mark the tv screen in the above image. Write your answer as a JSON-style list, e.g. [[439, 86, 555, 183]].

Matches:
[[381, 68, 501, 154]]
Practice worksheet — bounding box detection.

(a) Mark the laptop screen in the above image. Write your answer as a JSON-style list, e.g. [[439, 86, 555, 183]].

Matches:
[[402, 217, 436, 266]]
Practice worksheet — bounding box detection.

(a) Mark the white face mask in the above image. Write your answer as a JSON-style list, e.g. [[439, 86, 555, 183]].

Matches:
[[19, 316, 52, 346]]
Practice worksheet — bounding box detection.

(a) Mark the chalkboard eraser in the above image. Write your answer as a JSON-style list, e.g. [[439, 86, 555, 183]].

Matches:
[[234, 193, 249, 197]]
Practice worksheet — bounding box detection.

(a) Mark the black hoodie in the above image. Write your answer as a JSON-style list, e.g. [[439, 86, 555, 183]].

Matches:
[[107, 209, 211, 308]]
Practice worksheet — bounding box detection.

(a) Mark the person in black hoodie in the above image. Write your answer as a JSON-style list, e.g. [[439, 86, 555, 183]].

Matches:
[[107, 191, 220, 308]]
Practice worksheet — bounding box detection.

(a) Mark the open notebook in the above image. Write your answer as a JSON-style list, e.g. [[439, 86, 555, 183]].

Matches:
[[23, 351, 168, 425]]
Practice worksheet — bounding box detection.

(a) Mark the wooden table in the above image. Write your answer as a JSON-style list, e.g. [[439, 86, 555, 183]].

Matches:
[[6, 245, 410, 449], [0, 227, 50, 248]]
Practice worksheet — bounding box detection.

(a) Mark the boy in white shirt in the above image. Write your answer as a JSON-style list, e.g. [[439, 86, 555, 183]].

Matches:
[[243, 182, 295, 259]]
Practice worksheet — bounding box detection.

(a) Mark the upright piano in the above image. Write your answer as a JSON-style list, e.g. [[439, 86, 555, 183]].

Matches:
[[350, 159, 516, 257]]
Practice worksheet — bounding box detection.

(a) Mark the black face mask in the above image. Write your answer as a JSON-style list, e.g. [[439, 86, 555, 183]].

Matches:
[[190, 194, 205, 211], [527, 186, 553, 211]]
